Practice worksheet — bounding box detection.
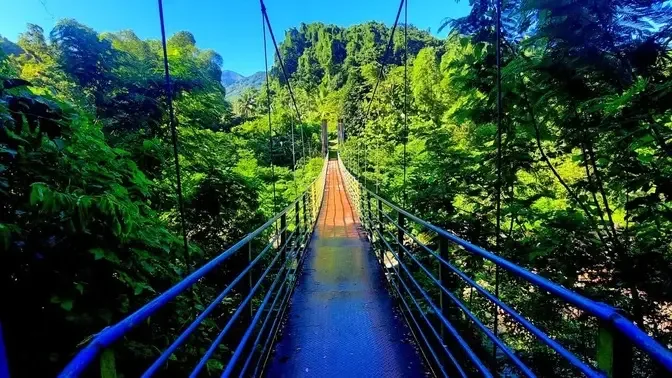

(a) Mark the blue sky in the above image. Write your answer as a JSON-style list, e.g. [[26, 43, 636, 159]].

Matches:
[[1, 0, 471, 76]]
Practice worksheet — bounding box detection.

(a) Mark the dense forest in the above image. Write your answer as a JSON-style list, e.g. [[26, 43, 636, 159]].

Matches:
[[330, 0, 671, 376], [1, 0, 671, 376], [223, 70, 265, 100], [0, 19, 323, 376]]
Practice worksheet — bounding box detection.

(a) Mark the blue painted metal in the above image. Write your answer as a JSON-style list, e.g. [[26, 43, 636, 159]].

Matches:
[[239, 269, 290, 375], [222, 255, 289, 376], [338, 154, 672, 377], [376, 228, 468, 378], [267, 161, 425, 377], [385, 263, 456, 378], [373, 226, 492, 377], [379, 209, 593, 376], [58, 160, 328, 377], [383, 227, 535, 377], [247, 226, 316, 377], [142, 227, 285, 376], [189, 232, 291, 377], [0, 323, 10, 378], [60, 210, 283, 375], [52, 153, 671, 377]]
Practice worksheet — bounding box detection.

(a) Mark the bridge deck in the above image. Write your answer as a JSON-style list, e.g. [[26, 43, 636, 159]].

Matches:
[[267, 159, 425, 377]]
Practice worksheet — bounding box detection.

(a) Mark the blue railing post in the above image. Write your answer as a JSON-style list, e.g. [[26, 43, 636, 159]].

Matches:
[[439, 236, 449, 342], [239, 240, 255, 334], [437, 235, 453, 374], [377, 198, 385, 266], [359, 183, 366, 228], [597, 315, 633, 378], [280, 213, 287, 262], [396, 212, 405, 261], [295, 201, 301, 238], [247, 240, 254, 319], [311, 185, 316, 221], [438, 235, 459, 362], [366, 191, 373, 241], [294, 200, 303, 262], [303, 193, 308, 231], [0, 322, 10, 378]]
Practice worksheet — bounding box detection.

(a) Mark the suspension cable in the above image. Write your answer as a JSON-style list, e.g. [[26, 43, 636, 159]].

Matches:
[[360, 0, 405, 193], [261, 10, 278, 214], [157, 0, 190, 273], [364, 0, 405, 118], [261, 0, 302, 199], [402, 0, 408, 207], [493, 0, 504, 368], [290, 117, 298, 198], [260, 0, 309, 159]]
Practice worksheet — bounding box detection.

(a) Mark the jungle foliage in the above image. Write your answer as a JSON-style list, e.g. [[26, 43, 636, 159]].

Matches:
[[329, 1, 671, 376], [0, 20, 321, 376], [1, 0, 671, 375]]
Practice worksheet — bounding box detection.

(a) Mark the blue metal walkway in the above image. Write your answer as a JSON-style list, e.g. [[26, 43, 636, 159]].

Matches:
[[268, 160, 425, 377]]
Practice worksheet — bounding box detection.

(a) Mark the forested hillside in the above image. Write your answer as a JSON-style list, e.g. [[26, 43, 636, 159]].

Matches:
[[327, 2, 671, 376], [1, 0, 671, 375], [223, 70, 264, 99], [221, 69, 244, 86], [0, 19, 322, 376], [238, 5, 671, 377], [0, 17, 446, 377]]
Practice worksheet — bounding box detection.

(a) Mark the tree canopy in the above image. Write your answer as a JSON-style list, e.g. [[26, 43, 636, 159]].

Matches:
[[1, 1, 671, 375], [1, 19, 321, 376]]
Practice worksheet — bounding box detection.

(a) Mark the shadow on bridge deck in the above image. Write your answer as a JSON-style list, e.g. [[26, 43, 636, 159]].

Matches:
[[267, 159, 426, 377]]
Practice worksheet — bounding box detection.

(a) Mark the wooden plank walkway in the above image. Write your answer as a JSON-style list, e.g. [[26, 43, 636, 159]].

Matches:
[[267, 159, 425, 377]]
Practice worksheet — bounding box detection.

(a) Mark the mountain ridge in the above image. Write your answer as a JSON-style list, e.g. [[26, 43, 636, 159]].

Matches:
[[221, 70, 244, 86], [223, 70, 264, 100]]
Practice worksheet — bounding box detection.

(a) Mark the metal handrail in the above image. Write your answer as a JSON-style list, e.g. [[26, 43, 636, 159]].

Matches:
[[0, 323, 9, 378], [381, 223, 533, 376], [59, 158, 328, 377], [377, 208, 583, 375], [374, 224, 489, 376], [337, 154, 672, 377]]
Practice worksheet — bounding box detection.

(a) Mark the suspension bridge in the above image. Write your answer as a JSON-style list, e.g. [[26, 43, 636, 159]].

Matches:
[[1, 0, 671, 377], [51, 151, 672, 377]]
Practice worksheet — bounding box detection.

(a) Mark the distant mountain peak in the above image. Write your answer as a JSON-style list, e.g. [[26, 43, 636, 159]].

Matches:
[[221, 70, 245, 86], [223, 71, 265, 100], [0, 35, 24, 56]]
